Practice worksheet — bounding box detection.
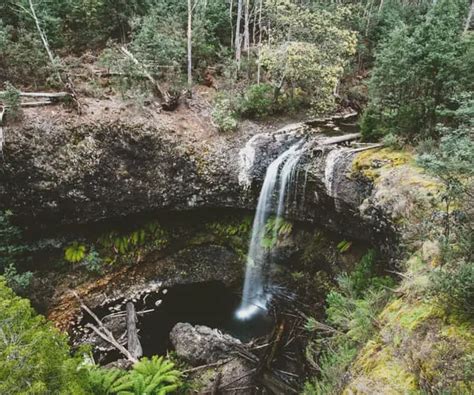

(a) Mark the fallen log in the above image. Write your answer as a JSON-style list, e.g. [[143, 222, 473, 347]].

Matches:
[[0, 91, 70, 99], [20, 100, 53, 107], [72, 292, 138, 363], [306, 111, 358, 126], [126, 302, 143, 360], [319, 132, 361, 146]]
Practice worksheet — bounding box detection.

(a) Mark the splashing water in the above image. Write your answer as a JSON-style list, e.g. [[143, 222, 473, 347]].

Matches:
[[236, 142, 304, 320]]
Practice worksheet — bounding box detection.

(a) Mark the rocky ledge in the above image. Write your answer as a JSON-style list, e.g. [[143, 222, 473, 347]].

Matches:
[[0, 103, 425, 252]]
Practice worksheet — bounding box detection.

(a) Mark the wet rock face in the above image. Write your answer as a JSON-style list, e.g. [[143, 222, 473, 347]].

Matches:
[[0, 122, 242, 225], [1, 118, 398, 248], [170, 322, 241, 365]]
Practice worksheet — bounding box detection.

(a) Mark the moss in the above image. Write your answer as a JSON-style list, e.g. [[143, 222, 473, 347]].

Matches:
[[381, 299, 443, 332], [348, 339, 419, 394], [352, 148, 413, 181], [441, 317, 474, 346]]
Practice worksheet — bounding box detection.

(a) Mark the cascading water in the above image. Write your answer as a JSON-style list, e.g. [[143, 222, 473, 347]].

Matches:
[[236, 141, 305, 320]]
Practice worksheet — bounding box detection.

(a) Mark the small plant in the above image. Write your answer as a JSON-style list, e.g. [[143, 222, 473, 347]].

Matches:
[[212, 93, 238, 133], [64, 242, 87, 263], [382, 133, 403, 150], [261, 216, 293, 249], [0, 82, 22, 121], [3, 263, 32, 293], [336, 240, 352, 253], [82, 247, 103, 273], [112, 356, 182, 394]]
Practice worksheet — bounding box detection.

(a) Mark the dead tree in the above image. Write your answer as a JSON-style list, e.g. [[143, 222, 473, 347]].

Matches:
[[126, 302, 143, 360], [119, 46, 177, 110], [73, 292, 139, 364], [27, 0, 81, 112]]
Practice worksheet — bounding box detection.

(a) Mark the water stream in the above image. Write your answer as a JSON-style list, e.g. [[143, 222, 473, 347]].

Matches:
[[236, 141, 305, 320]]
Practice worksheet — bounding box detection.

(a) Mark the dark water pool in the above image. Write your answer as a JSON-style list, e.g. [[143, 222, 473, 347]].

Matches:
[[139, 281, 274, 356]]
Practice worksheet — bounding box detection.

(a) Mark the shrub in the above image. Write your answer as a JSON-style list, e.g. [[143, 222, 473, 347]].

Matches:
[[303, 343, 357, 395], [429, 262, 474, 318], [212, 94, 238, 133], [0, 82, 22, 121], [304, 250, 395, 392], [3, 263, 32, 293], [0, 278, 89, 393], [238, 83, 275, 118]]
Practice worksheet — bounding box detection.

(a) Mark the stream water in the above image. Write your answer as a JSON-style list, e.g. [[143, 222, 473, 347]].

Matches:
[[236, 142, 305, 320]]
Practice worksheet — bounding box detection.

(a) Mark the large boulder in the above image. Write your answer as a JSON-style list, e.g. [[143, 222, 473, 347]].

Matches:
[[170, 322, 241, 365]]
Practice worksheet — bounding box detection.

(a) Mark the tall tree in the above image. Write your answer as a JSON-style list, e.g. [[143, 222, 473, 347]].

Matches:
[[188, 0, 193, 94], [235, 0, 243, 67]]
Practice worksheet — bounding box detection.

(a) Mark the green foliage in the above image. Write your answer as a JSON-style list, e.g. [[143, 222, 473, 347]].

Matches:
[[212, 93, 238, 133], [261, 216, 293, 249], [304, 250, 395, 392], [65, 242, 87, 263], [429, 262, 474, 318], [362, 0, 472, 140], [0, 210, 31, 291], [0, 278, 89, 394], [83, 247, 104, 273], [336, 240, 352, 253], [111, 356, 182, 394], [0, 210, 28, 272], [303, 342, 357, 395], [261, 1, 357, 115], [0, 82, 22, 121], [86, 366, 125, 395], [3, 263, 32, 293], [98, 222, 168, 262], [206, 216, 252, 256], [238, 83, 275, 118], [0, 21, 51, 86]]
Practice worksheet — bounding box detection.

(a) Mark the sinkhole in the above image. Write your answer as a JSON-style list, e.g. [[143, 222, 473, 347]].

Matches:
[[75, 281, 274, 364]]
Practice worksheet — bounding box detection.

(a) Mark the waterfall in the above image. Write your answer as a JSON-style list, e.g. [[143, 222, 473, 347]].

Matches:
[[236, 142, 304, 320]]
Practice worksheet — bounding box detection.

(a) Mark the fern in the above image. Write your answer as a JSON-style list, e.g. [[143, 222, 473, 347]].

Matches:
[[111, 356, 182, 395], [336, 240, 352, 253], [87, 367, 125, 395], [64, 242, 86, 263]]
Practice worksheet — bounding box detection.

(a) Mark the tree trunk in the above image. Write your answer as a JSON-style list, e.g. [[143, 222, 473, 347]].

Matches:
[[235, 0, 243, 68], [187, 0, 193, 95], [28, 0, 56, 67], [244, 0, 250, 54], [257, 0, 263, 84], [230, 0, 234, 51], [126, 302, 143, 360], [465, 0, 474, 32]]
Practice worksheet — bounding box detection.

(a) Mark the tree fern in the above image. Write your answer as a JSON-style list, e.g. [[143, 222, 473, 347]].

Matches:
[[110, 356, 182, 395]]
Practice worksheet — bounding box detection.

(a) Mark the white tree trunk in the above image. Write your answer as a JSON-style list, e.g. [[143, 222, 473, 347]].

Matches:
[[28, 0, 55, 66], [257, 0, 263, 84], [244, 0, 250, 53], [235, 0, 243, 68], [465, 0, 474, 32], [187, 0, 193, 94]]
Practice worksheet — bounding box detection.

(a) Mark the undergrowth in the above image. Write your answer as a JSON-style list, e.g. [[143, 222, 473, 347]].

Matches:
[[304, 249, 395, 394]]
